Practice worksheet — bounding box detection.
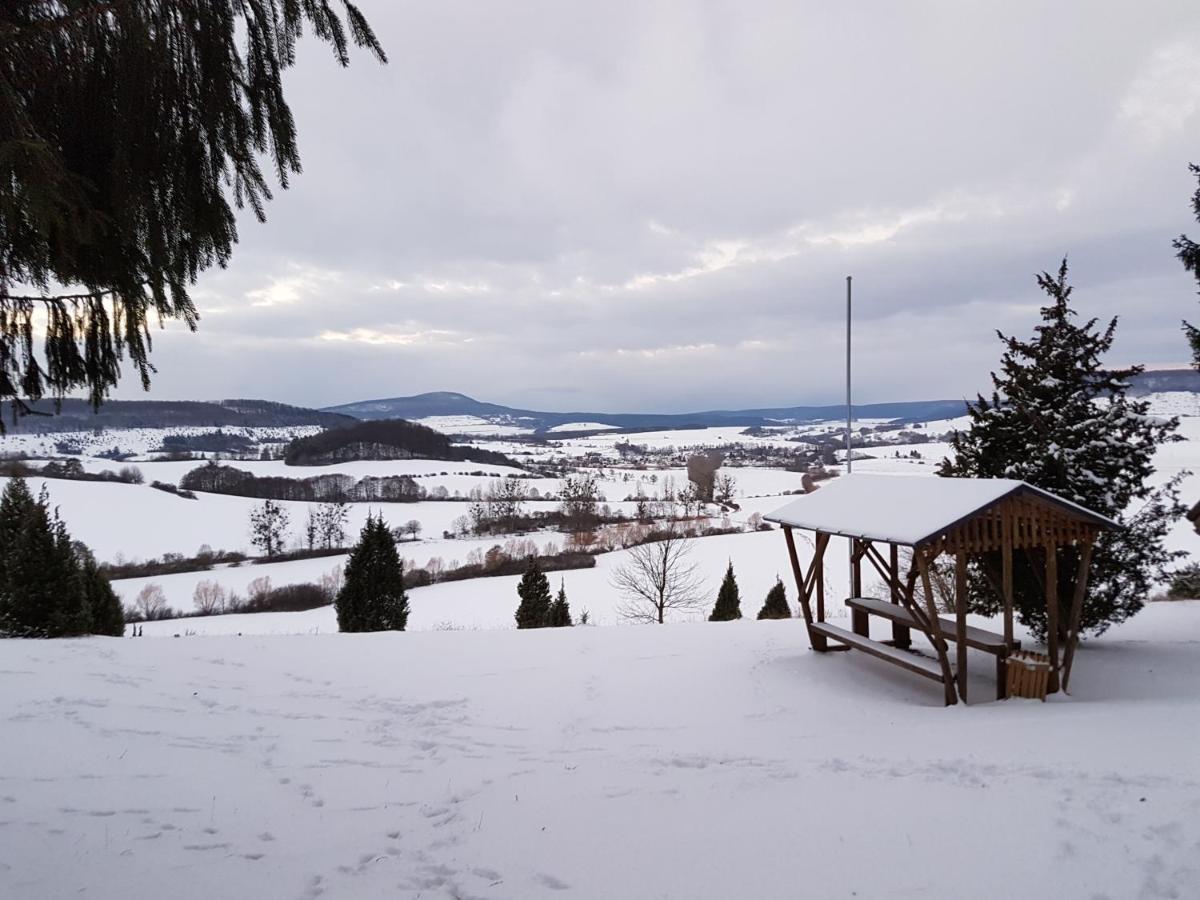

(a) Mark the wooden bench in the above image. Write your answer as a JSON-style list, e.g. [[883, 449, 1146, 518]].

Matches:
[[845, 596, 1020, 699], [809, 622, 946, 682]]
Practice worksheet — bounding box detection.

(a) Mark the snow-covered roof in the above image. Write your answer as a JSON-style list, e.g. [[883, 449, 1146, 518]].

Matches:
[[765, 474, 1117, 546]]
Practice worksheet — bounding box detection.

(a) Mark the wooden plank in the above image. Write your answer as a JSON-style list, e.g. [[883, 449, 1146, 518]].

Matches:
[[810, 622, 946, 682], [845, 597, 1018, 652]]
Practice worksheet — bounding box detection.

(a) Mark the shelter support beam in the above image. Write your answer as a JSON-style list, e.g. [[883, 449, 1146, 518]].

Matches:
[[1061, 538, 1095, 692], [784, 527, 831, 652], [1045, 544, 1060, 694], [890, 544, 910, 649], [917, 553, 958, 706], [955, 550, 968, 703]]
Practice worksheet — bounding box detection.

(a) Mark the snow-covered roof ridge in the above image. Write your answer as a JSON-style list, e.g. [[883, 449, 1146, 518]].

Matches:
[[765, 473, 1117, 547]]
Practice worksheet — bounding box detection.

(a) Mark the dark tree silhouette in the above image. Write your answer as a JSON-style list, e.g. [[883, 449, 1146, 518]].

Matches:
[[0, 2, 385, 428]]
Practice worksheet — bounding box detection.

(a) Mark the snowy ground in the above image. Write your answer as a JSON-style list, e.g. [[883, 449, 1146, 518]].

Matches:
[[2, 398, 1200, 898], [2, 603, 1198, 900]]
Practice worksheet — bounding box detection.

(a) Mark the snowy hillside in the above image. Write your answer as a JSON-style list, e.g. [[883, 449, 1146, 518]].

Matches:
[[2, 606, 1198, 899]]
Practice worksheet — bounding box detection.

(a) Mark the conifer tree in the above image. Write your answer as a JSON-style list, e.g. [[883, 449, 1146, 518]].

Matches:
[[0, 478, 89, 636], [940, 259, 1185, 638], [547, 581, 573, 628], [756, 578, 791, 620], [336, 515, 408, 633], [0, 2, 386, 429], [709, 561, 742, 621], [514, 560, 552, 629], [77, 546, 125, 637], [1173, 163, 1200, 368]]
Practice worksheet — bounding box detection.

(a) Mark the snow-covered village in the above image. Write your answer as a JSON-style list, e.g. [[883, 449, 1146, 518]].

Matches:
[[3, 3, 1200, 899]]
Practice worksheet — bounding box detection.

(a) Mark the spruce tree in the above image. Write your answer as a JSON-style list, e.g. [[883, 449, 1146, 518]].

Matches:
[[709, 561, 742, 621], [1173, 163, 1200, 368], [336, 515, 408, 633], [0, 2, 385, 429], [0, 479, 88, 636], [756, 578, 791, 620], [547, 581, 573, 628], [940, 259, 1185, 638], [514, 561, 552, 629], [77, 546, 125, 637]]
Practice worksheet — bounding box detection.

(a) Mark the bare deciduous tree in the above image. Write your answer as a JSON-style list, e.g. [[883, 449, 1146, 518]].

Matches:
[[192, 580, 227, 615], [249, 499, 289, 557], [247, 576, 272, 603], [135, 584, 169, 620], [317, 565, 344, 602], [610, 532, 705, 624]]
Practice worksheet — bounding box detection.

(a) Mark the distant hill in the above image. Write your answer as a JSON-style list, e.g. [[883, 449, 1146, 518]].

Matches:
[[283, 418, 518, 467], [323, 391, 971, 432], [1127, 368, 1200, 394], [3, 398, 353, 434], [7, 369, 1191, 437]]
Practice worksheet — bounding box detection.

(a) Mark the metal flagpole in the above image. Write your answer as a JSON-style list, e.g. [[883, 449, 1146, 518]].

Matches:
[[845, 275, 852, 476], [846, 275, 853, 596]]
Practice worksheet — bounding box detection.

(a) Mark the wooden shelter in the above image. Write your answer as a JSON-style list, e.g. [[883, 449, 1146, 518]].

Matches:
[[765, 475, 1117, 705]]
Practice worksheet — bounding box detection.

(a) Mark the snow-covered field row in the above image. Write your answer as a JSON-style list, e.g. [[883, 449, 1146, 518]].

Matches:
[[0, 477, 651, 564], [2, 602, 1198, 899], [127, 530, 812, 632], [0, 425, 324, 460]]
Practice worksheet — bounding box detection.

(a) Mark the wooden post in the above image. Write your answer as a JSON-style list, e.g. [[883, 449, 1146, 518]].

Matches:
[[890, 544, 910, 649], [917, 552, 958, 706], [955, 550, 968, 704], [1061, 538, 1095, 692], [1001, 514, 1014, 651], [815, 539, 826, 624], [785, 527, 826, 651], [850, 539, 868, 636], [1045, 543, 1060, 694], [851, 539, 862, 596]]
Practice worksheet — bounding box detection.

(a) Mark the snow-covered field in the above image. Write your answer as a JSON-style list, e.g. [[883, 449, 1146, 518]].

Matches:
[[2, 603, 1198, 899], [1, 393, 1196, 619], [2, 396, 1200, 898], [131, 530, 811, 633]]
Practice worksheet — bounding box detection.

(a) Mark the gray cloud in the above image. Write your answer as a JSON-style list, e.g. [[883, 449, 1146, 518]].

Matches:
[[117, 0, 1200, 412]]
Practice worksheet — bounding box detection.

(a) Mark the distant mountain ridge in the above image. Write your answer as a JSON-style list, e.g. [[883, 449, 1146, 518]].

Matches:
[[6, 368, 1192, 435], [323, 391, 970, 431], [3, 398, 353, 434], [326, 369, 1200, 433]]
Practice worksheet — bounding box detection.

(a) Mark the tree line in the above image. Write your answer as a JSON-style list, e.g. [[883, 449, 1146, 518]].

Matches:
[[282, 418, 518, 468], [182, 462, 425, 503]]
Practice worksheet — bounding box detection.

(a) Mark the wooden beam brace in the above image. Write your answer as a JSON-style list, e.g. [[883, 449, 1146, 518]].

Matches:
[[785, 527, 829, 651], [1060, 538, 1095, 692], [955, 550, 969, 704], [917, 551, 958, 706]]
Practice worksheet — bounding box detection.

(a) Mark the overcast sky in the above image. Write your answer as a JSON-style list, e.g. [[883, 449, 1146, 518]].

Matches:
[[126, 1, 1200, 413]]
